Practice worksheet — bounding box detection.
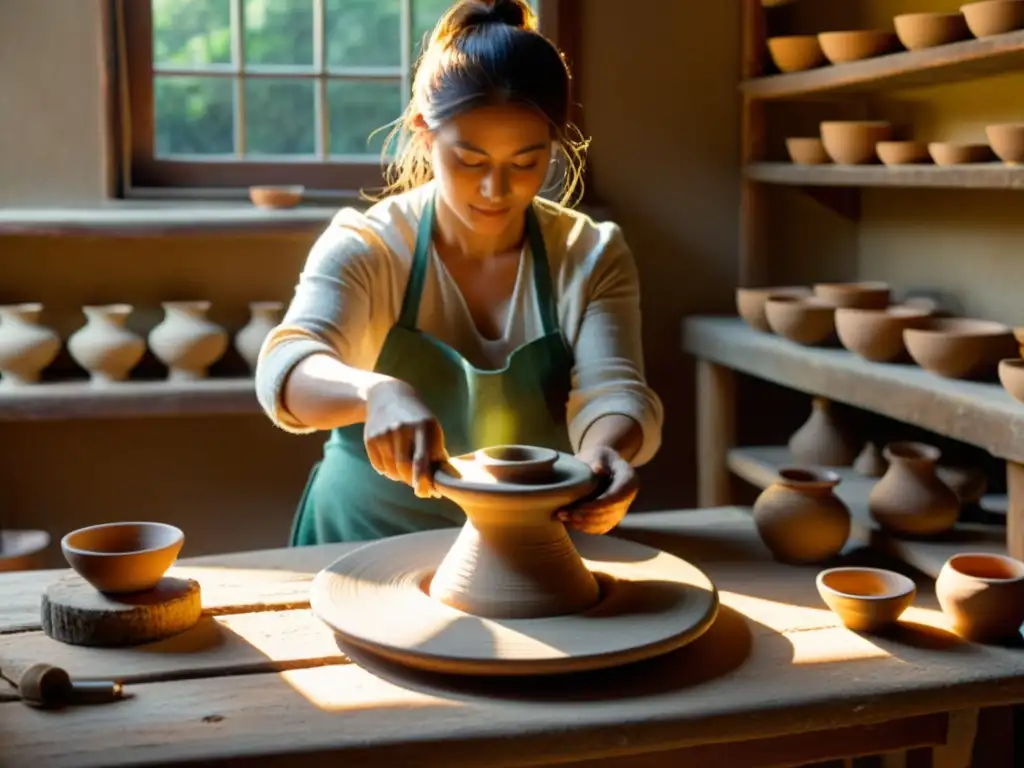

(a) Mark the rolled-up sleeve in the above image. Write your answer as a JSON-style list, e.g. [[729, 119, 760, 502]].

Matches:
[[254, 224, 379, 434], [565, 224, 664, 466]]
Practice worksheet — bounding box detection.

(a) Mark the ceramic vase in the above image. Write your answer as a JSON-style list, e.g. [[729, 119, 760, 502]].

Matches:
[[67, 304, 146, 384], [148, 301, 228, 381], [788, 397, 859, 466], [868, 442, 960, 536], [752, 467, 851, 564], [0, 303, 61, 386], [935, 553, 1024, 643], [853, 441, 887, 477], [234, 301, 283, 374]]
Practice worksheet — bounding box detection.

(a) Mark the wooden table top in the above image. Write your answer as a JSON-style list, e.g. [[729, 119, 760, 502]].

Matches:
[[2, 507, 1023, 768]]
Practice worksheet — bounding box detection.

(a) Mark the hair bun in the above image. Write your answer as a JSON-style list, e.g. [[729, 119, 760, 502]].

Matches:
[[453, 0, 530, 32]]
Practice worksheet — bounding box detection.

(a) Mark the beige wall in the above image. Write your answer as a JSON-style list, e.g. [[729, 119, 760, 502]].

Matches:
[[0, 0, 741, 564]]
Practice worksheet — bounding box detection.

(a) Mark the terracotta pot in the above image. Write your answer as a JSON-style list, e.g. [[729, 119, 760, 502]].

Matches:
[[764, 296, 836, 346], [249, 185, 304, 209], [835, 305, 932, 362], [752, 468, 851, 564], [868, 442, 960, 536], [0, 303, 61, 386], [736, 285, 811, 333], [986, 123, 1024, 165], [998, 358, 1024, 403], [820, 121, 894, 165], [235, 301, 284, 374], [928, 142, 994, 165], [61, 521, 184, 594], [785, 138, 831, 165], [816, 567, 917, 632], [148, 301, 229, 381], [768, 36, 826, 73], [853, 441, 888, 477], [894, 12, 970, 50], [936, 552, 1024, 643], [903, 317, 1016, 380], [813, 281, 890, 309], [876, 140, 933, 166], [788, 397, 860, 467], [67, 304, 146, 384], [961, 0, 1024, 37], [817, 31, 900, 64]]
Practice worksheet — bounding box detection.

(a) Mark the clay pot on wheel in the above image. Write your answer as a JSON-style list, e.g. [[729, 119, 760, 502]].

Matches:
[[868, 442, 960, 536], [936, 553, 1024, 643], [753, 468, 851, 564], [788, 397, 860, 467]]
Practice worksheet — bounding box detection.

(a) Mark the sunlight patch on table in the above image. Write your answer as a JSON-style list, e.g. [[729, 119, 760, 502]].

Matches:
[[278, 664, 463, 712]]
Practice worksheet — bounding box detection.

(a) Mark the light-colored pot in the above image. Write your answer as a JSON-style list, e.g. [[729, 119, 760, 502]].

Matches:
[[235, 301, 284, 374], [0, 303, 61, 386], [67, 304, 146, 384], [148, 301, 228, 381]]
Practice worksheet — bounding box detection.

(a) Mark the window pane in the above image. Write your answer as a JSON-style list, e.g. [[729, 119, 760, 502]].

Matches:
[[325, 0, 401, 68], [154, 76, 235, 155], [153, 0, 233, 66], [411, 0, 451, 61], [244, 0, 314, 67], [327, 81, 402, 156], [244, 78, 316, 155]]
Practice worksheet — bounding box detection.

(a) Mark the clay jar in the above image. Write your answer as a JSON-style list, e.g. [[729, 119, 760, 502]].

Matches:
[[788, 397, 860, 467], [148, 301, 228, 381], [935, 553, 1024, 643], [235, 301, 283, 373], [67, 304, 146, 384], [868, 442, 960, 537], [0, 303, 61, 386], [753, 468, 851, 564]]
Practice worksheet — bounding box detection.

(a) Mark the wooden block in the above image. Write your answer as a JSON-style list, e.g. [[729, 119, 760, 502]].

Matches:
[[40, 573, 202, 647]]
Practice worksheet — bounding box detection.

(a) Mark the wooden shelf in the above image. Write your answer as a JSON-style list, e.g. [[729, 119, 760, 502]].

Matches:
[[0, 378, 259, 421], [745, 162, 1024, 190], [742, 29, 1024, 100], [728, 445, 1007, 578], [683, 316, 1024, 463]]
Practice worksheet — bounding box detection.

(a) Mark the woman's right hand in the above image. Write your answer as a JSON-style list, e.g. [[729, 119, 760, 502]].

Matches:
[[364, 378, 448, 498]]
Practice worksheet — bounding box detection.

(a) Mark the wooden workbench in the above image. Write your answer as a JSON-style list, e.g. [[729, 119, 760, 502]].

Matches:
[[1, 508, 1022, 767]]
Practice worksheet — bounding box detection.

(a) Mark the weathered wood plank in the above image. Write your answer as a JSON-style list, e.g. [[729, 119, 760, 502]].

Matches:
[[744, 163, 1024, 191], [682, 317, 1024, 463]]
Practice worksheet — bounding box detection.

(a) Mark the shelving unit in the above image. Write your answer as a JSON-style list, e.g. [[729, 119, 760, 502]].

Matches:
[[687, 1, 1024, 568]]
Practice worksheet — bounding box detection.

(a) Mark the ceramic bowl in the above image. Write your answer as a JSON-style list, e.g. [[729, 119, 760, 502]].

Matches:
[[961, 0, 1024, 37], [764, 296, 836, 346], [998, 358, 1024, 402], [61, 521, 185, 594], [820, 121, 894, 165], [876, 140, 933, 166], [894, 12, 971, 49], [249, 185, 305, 209], [936, 552, 1024, 642], [818, 31, 901, 64], [813, 281, 891, 309], [817, 566, 917, 632], [785, 138, 831, 166], [835, 305, 932, 362], [767, 35, 827, 73], [927, 142, 994, 165], [736, 285, 812, 332], [904, 317, 1017, 379], [986, 123, 1024, 164]]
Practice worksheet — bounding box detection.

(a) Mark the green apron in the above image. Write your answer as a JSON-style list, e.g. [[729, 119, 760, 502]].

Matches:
[[289, 194, 574, 545]]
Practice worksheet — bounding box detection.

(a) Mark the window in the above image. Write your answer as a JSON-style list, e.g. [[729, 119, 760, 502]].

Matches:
[[111, 0, 581, 199]]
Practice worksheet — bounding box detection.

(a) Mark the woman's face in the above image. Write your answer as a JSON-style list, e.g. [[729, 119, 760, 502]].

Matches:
[[426, 104, 553, 238]]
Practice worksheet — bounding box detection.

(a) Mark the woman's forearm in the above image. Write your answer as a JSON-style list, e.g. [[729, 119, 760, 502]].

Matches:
[[281, 353, 395, 430], [577, 413, 644, 463]]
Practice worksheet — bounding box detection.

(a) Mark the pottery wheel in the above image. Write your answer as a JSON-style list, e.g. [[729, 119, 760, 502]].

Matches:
[[41, 573, 202, 647], [311, 529, 719, 676]]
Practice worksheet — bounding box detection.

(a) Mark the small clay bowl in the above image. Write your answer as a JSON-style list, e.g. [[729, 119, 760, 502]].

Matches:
[[961, 0, 1024, 37], [473, 445, 559, 484], [768, 35, 827, 73], [928, 142, 994, 165], [786, 137, 831, 166], [986, 123, 1024, 164], [876, 140, 933, 166], [736, 285, 812, 332], [818, 31, 901, 64], [816, 567, 917, 633], [894, 12, 971, 50], [813, 281, 891, 309], [998, 358, 1024, 402], [249, 185, 305, 209], [835, 305, 932, 362], [764, 296, 836, 346], [904, 317, 1017, 379], [936, 552, 1024, 643], [61, 521, 185, 594], [821, 121, 894, 165]]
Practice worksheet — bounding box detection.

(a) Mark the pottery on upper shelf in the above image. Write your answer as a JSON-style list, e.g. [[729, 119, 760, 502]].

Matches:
[[736, 285, 811, 333], [767, 35, 826, 73], [998, 358, 1024, 403], [813, 281, 890, 310], [835, 305, 932, 363], [67, 304, 146, 384], [235, 301, 284, 374], [764, 296, 836, 346], [249, 185, 304, 209], [876, 140, 932, 166], [148, 301, 229, 381], [785, 137, 831, 166], [820, 121, 894, 165], [928, 142, 994, 165], [986, 124, 1024, 165], [817, 30, 901, 64], [903, 317, 1017, 380], [893, 12, 971, 50], [961, 0, 1024, 37], [0, 303, 61, 387]]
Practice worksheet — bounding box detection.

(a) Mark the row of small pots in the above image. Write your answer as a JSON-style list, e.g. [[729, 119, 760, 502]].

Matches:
[[767, 1, 1024, 74], [785, 122, 1024, 166], [0, 300, 284, 386]]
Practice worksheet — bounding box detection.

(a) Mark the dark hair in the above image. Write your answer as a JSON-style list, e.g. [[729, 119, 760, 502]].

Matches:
[[368, 0, 588, 206]]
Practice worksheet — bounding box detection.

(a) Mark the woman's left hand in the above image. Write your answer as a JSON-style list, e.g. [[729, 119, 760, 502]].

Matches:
[[554, 446, 639, 534]]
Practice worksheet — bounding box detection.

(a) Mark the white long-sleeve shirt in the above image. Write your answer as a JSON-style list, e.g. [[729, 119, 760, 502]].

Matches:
[[255, 181, 665, 467]]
